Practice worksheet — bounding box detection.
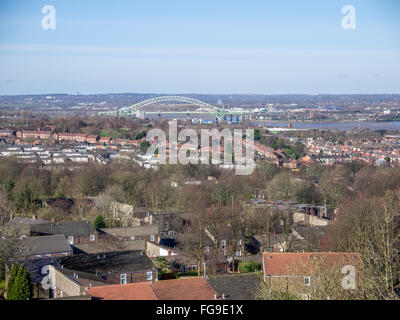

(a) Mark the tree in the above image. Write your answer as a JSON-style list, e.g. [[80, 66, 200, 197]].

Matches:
[[12, 183, 40, 215], [5, 263, 19, 299], [7, 263, 33, 300], [140, 141, 151, 153], [93, 214, 106, 229], [0, 191, 10, 228], [328, 190, 400, 299]]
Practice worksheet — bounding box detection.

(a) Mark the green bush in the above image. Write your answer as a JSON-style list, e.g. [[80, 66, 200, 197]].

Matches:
[[93, 214, 106, 229], [238, 260, 262, 273]]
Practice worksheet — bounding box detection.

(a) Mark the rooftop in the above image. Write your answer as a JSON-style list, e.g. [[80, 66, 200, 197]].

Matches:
[[85, 277, 218, 300]]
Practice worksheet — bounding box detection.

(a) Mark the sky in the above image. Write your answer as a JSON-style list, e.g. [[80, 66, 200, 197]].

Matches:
[[0, 0, 399, 95]]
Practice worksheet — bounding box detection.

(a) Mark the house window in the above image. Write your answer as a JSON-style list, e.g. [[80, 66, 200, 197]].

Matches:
[[130, 236, 135, 241], [146, 272, 153, 281], [45, 254, 52, 257], [304, 276, 311, 286], [67, 236, 74, 245], [150, 235, 155, 242], [90, 234, 95, 241], [180, 266, 185, 272], [236, 250, 241, 257], [238, 239, 242, 245], [35, 255, 42, 258], [120, 273, 127, 285], [192, 265, 197, 271], [168, 231, 174, 236], [221, 240, 226, 248]]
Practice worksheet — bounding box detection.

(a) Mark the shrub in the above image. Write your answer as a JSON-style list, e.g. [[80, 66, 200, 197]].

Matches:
[[238, 260, 262, 273]]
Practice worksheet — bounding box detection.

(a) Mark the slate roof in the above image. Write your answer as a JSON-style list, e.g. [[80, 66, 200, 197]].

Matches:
[[6, 258, 58, 284], [30, 221, 96, 237], [207, 273, 262, 300], [99, 225, 158, 237], [21, 234, 72, 256], [57, 250, 155, 275]]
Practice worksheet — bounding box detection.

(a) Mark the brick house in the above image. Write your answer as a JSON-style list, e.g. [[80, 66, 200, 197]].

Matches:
[[262, 252, 359, 296], [30, 221, 98, 245], [86, 135, 99, 144], [18, 234, 73, 259]]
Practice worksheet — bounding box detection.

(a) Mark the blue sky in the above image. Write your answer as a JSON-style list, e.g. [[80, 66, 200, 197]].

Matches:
[[0, 0, 399, 95]]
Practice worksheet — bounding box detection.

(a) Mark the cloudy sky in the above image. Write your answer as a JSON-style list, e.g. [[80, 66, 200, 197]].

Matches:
[[0, 0, 399, 95]]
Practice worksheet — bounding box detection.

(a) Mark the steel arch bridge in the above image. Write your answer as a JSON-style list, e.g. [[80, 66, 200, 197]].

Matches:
[[99, 95, 231, 119]]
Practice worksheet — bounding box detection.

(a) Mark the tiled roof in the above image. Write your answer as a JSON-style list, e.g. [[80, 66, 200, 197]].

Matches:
[[85, 277, 217, 300], [262, 252, 359, 276]]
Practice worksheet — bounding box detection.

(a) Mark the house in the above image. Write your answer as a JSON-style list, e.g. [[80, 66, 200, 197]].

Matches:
[[146, 241, 179, 257], [30, 221, 98, 245], [86, 135, 99, 144], [5, 258, 58, 299], [205, 226, 245, 257], [19, 234, 73, 259], [99, 225, 159, 243], [56, 250, 157, 286], [0, 130, 16, 137], [58, 133, 88, 143], [262, 252, 359, 295], [85, 277, 218, 300], [99, 137, 112, 144], [4, 214, 50, 238]]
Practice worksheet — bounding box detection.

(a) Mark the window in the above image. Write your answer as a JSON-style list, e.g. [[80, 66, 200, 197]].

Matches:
[[35, 255, 42, 258], [90, 234, 95, 241], [236, 250, 241, 257], [192, 265, 197, 271], [130, 236, 135, 241], [221, 240, 226, 248], [168, 231, 174, 236], [45, 254, 52, 257], [120, 273, 127, 285], [304, 276, 311, 286], [150, 235, 155, 242], [146, 272, 153, 281], [238, 239, 242, 245], [67, 236, 74, 245]]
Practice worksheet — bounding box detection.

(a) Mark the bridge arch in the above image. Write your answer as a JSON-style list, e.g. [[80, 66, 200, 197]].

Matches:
[[118, 96, 220, 116]]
